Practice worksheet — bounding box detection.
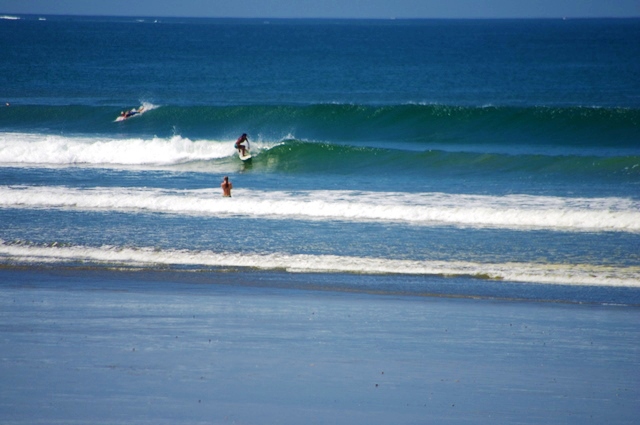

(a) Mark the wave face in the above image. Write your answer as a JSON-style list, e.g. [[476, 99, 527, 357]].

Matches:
[[1, 132, 637, 180], [1, 104, 638, 150]]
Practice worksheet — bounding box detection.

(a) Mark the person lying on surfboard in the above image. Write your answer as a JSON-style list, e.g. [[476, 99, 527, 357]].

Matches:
[[126, 105, 144, 118], [119, 106, 144, 120], [235, 133, 249, 156]]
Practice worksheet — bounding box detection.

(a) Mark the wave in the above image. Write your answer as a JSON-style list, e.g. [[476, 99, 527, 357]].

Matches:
[[1, 103, 638, 152], [1, 132, 638, 181], [1, 241, 638, 288], [1, 185, 638, 233], [260, 140, 640, 179]]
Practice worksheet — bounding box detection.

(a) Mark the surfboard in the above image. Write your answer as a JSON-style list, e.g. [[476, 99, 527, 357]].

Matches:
[[237, 139, 252, 161], [238, 147, 252, 161]]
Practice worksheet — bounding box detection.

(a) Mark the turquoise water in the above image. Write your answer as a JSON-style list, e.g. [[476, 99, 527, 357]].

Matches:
[[1, 16, 639, 303]]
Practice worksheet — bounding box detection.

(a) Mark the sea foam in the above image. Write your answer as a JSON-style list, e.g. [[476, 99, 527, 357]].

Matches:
[[0, 185, 638, 233], [0, 241, 638, 288], [0, 133, 234, 166]]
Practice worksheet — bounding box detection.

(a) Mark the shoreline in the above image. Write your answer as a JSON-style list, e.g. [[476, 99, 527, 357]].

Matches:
[[1, 264, 639, 306]]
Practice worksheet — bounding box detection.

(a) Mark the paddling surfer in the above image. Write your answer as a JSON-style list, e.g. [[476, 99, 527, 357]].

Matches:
[[120, 106, 144, 119], [125, 106, 143, 118], [221, 176, 233, 197]]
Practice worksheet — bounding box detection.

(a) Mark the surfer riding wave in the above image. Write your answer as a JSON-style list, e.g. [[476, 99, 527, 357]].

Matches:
[[235, 133, 249, 156]]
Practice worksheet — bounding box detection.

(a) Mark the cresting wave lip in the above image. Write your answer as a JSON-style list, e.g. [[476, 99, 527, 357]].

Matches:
[[0, 241, 638, 288], [1, 185, 639, 233]]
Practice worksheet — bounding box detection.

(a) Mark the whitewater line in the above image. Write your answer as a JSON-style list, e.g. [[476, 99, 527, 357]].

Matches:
[[1, 185, 639, 232], [0, 241, 638, 288]]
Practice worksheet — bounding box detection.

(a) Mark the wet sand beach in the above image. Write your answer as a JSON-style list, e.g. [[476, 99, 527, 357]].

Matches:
[[1, 267, 638, 424]]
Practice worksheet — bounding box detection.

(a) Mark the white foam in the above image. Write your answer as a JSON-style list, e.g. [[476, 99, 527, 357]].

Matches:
[[0, 241, 638, 288], [0, 133, 235, 166], [1, 185, 638, 233]]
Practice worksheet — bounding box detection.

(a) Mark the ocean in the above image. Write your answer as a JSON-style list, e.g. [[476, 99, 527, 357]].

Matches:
[[1, 15, 639, 302]]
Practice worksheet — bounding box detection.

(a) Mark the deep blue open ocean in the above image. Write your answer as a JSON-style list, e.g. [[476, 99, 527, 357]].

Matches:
[[1, 15, 639, 304]]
